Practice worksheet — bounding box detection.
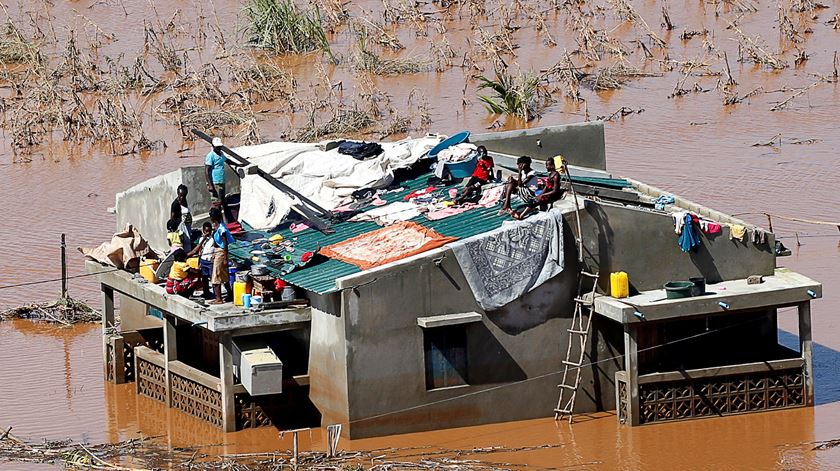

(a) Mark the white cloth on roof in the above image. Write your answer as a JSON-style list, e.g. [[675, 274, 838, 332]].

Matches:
[[349, 201, 421, 226], [236, 136, 441, 230]]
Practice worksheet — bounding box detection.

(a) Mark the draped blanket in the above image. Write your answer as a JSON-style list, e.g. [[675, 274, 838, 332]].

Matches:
[[449, 209, 566, 310]]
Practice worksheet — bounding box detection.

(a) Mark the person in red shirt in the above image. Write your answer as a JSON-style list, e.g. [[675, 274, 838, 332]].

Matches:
[[455, 146, 495, 204]]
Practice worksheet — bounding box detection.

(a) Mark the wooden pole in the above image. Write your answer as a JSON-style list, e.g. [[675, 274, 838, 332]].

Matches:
[[61, 233, 67, 299]]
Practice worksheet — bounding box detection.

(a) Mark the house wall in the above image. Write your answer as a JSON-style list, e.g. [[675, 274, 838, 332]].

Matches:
[[577, 201, 776, 292], [472, 121, 606, 170], [115, 166, 240, 251], [336, 221, 624, 439], [307, 293, 351, 428]]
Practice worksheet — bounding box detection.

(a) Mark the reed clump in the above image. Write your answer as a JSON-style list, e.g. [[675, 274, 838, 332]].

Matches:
[[244, 0, 332, 57]]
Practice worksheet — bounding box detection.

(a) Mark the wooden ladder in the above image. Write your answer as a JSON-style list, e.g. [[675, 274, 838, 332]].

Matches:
[[554, 269, 600, 422]]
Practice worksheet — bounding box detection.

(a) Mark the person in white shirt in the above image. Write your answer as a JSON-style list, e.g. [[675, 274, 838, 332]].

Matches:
[[499, 155, 539, 215]]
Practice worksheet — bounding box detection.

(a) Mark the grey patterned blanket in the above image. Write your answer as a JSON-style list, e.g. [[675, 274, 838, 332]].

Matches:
[[449, 209, 566, 311]]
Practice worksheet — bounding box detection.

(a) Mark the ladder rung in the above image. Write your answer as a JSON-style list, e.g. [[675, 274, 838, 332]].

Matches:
[[573, 297, 593, 305], [580, 271, 599, 278], [557, 384, 576, 390], [562, 360, 582, 367], [554, 408, 572, 414], [567, 329, 589, 335]]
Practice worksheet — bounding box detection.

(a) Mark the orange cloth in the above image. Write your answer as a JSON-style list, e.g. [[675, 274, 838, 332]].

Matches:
[[320, 222, 457, 270]]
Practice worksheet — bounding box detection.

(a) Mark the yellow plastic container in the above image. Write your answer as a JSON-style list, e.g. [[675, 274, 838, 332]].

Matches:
[[269, 234, 285, 245], [187, 257, 199, 270], [233, 280, 253, 306], [610, 271, 629, 298], [140, 258, 159, 284]]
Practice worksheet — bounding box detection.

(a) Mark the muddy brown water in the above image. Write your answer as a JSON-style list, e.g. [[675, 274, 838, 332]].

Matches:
[[2, 0, 840, 468]]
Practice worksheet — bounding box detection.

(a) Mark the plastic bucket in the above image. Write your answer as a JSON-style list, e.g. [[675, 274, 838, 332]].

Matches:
[[428, 131, 471, 158], [445, 154, 479, 178], [242, 294, 252, 308], [251, 295, 263, 307], [664, 281, 694, 299]]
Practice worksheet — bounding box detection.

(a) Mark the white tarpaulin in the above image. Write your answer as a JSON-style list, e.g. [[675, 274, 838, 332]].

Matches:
[[234, 136, 442, 230]]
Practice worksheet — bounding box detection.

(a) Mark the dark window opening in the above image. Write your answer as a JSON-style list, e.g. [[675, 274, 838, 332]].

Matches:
[[424, 326, 468, 390]]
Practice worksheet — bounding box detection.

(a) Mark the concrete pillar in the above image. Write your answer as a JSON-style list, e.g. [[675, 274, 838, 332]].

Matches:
[[101, 284, 115, 381], [163, 314, 177, 407], [623, 324, 640, 426], [798, 302, 814, 406], [219, 333, 236, 432]]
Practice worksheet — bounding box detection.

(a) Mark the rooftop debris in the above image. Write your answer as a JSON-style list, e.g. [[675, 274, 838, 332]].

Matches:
[[0, 297, 99, 325]]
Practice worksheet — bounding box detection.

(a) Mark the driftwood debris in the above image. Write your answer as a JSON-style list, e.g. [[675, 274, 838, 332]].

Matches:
[[0, 297, 99, 325]]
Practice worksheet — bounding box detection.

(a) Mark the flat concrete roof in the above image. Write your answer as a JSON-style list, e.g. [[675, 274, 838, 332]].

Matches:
[[86, 261, 310, 333], [594, 268, 821, 324]]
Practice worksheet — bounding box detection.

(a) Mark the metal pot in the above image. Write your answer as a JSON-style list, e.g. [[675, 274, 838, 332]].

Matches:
[[250, 264, 269, 276]]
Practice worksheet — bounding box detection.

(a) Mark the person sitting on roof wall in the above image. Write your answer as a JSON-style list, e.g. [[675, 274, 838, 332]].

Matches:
[[511, 157, 564, 220], [165, 249, 201, 298], [186, 221, 214, 299], [170, 184, 194, 251], [205, 137, 228, 221], [454, 145, 495, 205], [209, 207, 234, 305], [499, 155, 539, 216]]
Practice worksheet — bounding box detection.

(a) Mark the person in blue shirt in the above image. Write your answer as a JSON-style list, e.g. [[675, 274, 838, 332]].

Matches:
[[209, 207, 234, 304], [205, 137, 228, 221]]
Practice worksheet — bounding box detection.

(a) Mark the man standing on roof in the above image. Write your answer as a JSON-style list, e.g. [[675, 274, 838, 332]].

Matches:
[[205, 137, 228, 221], [170, 184, 193, 252]]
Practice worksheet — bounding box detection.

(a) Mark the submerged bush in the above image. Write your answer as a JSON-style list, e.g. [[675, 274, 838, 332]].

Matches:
[[244, 0, 332, 57], [477, 69, 543, 121]]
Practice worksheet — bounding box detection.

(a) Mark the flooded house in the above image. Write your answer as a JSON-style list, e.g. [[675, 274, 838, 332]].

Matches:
[[86, 121, 821, 438]]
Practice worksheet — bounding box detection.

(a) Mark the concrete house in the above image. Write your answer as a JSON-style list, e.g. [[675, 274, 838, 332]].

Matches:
[[89, 122, 821, 438]]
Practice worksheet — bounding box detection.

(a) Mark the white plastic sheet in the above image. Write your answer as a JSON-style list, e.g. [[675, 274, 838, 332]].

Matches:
[[234, 137, 441, 230]]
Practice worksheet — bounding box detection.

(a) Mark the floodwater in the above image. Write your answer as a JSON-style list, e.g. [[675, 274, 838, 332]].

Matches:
[[1, 0, 840, 468]]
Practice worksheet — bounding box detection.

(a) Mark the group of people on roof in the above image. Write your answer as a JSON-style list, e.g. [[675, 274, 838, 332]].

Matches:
[[453, 146, 566, 219], [163, 138, 234, 304]]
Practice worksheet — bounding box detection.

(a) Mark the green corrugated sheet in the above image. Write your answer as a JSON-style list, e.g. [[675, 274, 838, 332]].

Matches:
[[230, 171, 630, 294]]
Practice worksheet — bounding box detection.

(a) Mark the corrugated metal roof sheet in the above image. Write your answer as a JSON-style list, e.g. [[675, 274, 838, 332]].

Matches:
[[230, 171, 630, 294]]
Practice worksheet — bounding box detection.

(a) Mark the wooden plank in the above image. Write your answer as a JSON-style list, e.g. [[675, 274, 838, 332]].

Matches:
[[637, 358, 805, 385]]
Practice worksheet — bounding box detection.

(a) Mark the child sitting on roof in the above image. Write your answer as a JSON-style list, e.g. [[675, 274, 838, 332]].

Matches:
[[511, 157, 564, 220], [165, 250, 201, 298], [454, 146, 495, 205]]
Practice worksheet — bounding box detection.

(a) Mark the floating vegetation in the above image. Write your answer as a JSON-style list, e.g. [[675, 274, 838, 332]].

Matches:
[[352, 24, 429, 75], [244, 0, 332, 58], [0, 21, 41, 65], [295, 106, 376, 142], [0, 429, 566, 470], [0, 297, 99, 325]]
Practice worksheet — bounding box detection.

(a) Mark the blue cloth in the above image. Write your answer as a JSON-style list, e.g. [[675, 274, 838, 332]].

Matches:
[[654, 194, 675, 210], [678, 213, 700, 252], [214, 224, 234, 249], [205, 150, 226, 184]]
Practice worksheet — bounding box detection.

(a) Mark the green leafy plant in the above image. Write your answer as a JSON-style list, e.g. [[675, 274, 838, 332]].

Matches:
[[477, 69, 543, 121]]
